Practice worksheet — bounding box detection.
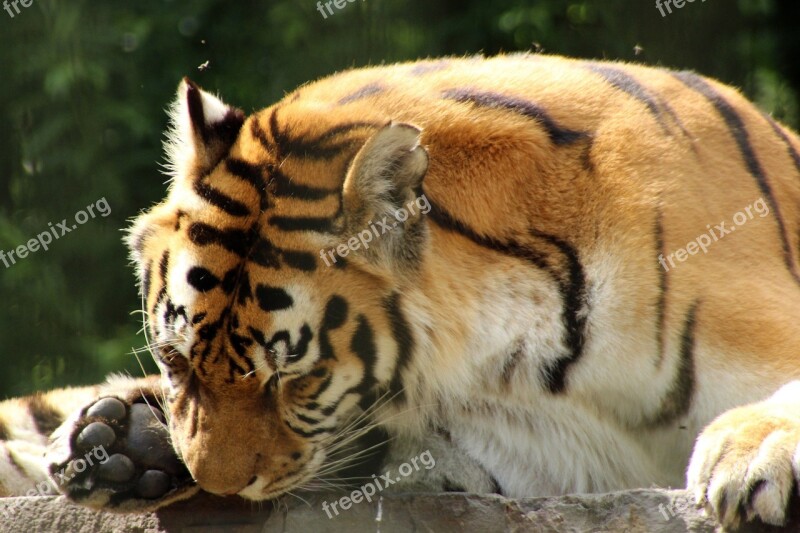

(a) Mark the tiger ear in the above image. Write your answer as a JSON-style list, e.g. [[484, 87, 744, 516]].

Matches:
[[165, 78, 245, 179], [340, 122, 430, 268], [343, 122, 429, 217]]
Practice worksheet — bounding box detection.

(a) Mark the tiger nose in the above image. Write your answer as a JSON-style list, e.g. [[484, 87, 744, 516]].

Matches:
[[182, 436, 261, 495], [187, 456, 257, 495]]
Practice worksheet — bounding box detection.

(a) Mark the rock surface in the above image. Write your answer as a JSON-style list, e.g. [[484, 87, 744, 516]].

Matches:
[[1, 489, 798, 532]]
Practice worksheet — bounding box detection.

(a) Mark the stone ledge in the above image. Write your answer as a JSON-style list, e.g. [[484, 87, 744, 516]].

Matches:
[[1, 489, 798, 532]]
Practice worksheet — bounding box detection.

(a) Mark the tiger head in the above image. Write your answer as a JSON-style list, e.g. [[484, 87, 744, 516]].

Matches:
[[126, 79, 430, 498]]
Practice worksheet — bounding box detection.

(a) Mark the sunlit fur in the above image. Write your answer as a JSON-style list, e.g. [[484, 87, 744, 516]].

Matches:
[[3, 55, 800, 527], [122, 52, 800, 501]]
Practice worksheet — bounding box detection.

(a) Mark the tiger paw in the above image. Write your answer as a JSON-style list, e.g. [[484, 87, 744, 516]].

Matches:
[[46, 396, 198, 512], [687, 381, 800, 530]]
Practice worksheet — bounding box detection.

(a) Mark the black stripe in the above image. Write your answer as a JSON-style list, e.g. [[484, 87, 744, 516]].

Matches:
[[151, 253, 170, 319], [195, 311, 229, 374], [295, 413, 323, 426], [254, 117, 376, 157], [351, 315, 378, 395], [673, 71, 800, 286], [285, 420, 333, 438], [248, 235, 317, 271], [151, 286, 167, 324], [227, 356, 250, 382], [285, 140, 355, 161], [318, 295, 348, 362], [269, 107, 291, 159], [586, 64, 679, 135], [320, 398, 340, 417], [269, 168, 338, 201], [427, 199, 550, 271], [268, 215, 332, 233], [648, 302, 698, 427], [226, 158, 265, 190], [338, 83, 385, 105], [188, 220, 317, 273], [236, 272, 252, 305], [322, 295, 348, 330], [0, 419, 8, 440], [270, 467, 305, 485], [163, 298, 187, 330], [7, 449, 29, 477], [309, 122, 380, 146], [262, 325, 314, 363], [159, 250, 170, 285], [193, 177, 250, 217], [221, 268, 238, 294], [188, 223, 254, 257], [280, 250, 317, 272], [129, 227, 149, 259], [580, 138, 596, 173], [441, 88, 588, 146], [254, 112, 378, 171], [249, 237, 281, 269], [307, 374, 333, 401], [251, 116, 276, 155], [186, 266, 220, 293], [764, 115, 800, 173], [270, 110, 377, 160], [384, 293, 414, 405], [27, 395, 63, 436], [226, 158, 267, 210], [229, 332, 254, 360], [255, 285, 294, 312], [530, 230, 588, 394], [655, 209, 668, 366], [317, 383, 366, 418], [142, 260, 153, 302], [428, 199, 588, 392]]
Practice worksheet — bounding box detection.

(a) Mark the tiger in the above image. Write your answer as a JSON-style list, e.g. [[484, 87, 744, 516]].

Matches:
[[1, 53, 800, 530]]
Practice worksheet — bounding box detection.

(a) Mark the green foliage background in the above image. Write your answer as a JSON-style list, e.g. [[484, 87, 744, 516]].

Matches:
[[0, 0, 797, 397]]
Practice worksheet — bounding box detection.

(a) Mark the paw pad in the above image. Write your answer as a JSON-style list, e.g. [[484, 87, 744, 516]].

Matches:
[[76, 422, 116, 450], [86, 397, 126, 420], [52, 396, 194, 507]]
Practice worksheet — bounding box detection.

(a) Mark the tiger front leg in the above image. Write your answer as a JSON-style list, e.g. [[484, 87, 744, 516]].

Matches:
[[46, 375, 198, 512], [687, 381, 800, 530]]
